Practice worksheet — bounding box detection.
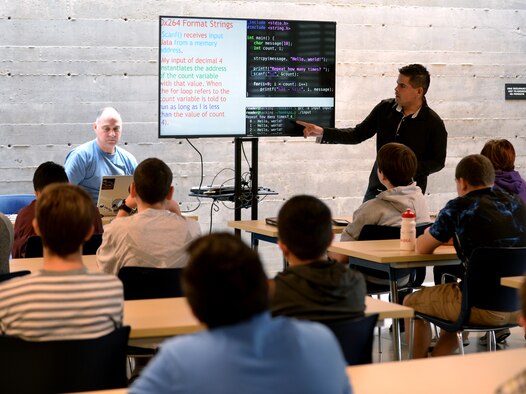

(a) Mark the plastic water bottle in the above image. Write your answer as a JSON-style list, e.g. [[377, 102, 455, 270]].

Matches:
[[400, 208, 416, 251]]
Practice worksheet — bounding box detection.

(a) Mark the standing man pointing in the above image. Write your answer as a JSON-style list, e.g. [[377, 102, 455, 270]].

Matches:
[[298, 64, 447, 202], [65, 107, 138, 204]]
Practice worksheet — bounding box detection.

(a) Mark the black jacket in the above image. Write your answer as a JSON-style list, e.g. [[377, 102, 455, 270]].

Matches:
[[321, 98, 447, 200], [271, 260, 366, 322]]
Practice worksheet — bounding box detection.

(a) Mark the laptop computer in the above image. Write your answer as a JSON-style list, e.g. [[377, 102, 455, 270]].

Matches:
[[97, 175, 133, 217]]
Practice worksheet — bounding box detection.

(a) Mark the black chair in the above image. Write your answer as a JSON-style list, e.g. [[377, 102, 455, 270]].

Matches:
[[0, 325, 130, 394], [0, 194, 35, 215], [356, 223, 432, 293], [118, 266, 184, 300], [410, 247, 526, 356], [25, 233, 103, 258], [0, 270, 30, 283], [322, 314, 379, 365]]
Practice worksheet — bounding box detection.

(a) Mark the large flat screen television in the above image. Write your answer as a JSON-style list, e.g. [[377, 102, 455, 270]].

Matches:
[[159, 16, 336, 138]]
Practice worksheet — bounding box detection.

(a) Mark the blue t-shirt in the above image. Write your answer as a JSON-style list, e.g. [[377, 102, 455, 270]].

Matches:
[[430, 187, 526, 261], [64, 139, 137, 203], [130, 312, 352, 394]]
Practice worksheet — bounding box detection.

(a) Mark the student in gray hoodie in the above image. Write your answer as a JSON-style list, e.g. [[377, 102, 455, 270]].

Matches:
[[270, 195, 366, 322], [329, 143, 430, 290]]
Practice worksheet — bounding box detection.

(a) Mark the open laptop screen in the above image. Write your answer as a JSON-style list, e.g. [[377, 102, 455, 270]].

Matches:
[[97, 175, 133, 217]]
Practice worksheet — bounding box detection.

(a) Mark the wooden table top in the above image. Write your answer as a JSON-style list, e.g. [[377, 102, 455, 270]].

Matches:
[[227, 216, 353, 237], [10, 254, 99, 273], [501, 276, 524, 290], [123, 296, 412, 340], [328, 239, 458, 265], [347, 347, 526, 393]]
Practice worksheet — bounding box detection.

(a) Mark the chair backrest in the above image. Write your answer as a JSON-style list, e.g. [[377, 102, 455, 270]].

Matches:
[[465, 247, 526, 313], [322, 314, 378, 365], [358, 223, 431, 241], [357, 224, 431, 287], [0, 270, 31, 283], [0, 194, 35, 215], [0, 325, 130, 394], [25, 233, 103, 258], [118, 266, 184, 300]]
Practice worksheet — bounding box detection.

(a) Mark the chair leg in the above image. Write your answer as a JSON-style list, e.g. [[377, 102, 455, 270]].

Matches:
[[409, 317, 415, 359], [456, 332, 465, 355], [377, 325, 382, 354], [488, 331, 496, 352]]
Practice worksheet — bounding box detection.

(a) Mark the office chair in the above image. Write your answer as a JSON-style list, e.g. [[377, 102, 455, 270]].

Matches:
[[0, 194, 35, 215], [409, 246, 526, 356], [0, 325, 130, 394], [25, 233, 103, 258], [118, 266, 184, 300], [322, 314, 379, 365]]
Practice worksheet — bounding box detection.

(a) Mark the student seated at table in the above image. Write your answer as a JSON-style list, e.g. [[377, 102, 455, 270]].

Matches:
[[329, 142, 430, 289], [12, 161, 104, 258], [96, 157, 201, 274], [404, 154, 526, 358], [481, 138, 526, 205], [0, 184, 123, 340], [270, 195, 366, 322], [478, 139, 526, 345], [130, 233, 352, 394]]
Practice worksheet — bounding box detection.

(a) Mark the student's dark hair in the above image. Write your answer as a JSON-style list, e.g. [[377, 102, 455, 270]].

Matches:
[[36, 184, 94, 257], [277, 195, 332, 260], [183, 233, 269, 328], [399, 64, 430, 95], [480, 139, 516, 172], [455, 154, 495, 187], [133, 158, 173, 204], [33, 161, 69, 192], [377, 143, 418, 187]]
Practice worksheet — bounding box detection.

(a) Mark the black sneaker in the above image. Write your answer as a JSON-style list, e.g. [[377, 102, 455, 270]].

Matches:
[[478, 329, 510, 346]]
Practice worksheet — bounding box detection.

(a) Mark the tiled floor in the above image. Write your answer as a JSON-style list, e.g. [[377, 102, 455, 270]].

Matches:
[[372, 319, 526, 363]]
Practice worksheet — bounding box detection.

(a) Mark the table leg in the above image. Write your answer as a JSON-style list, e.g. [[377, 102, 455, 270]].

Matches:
[[389, 270, 402, 361]]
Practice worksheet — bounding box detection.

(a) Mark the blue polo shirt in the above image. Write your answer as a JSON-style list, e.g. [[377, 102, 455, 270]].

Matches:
[[130, 312, 352, 394], [64, 139, 137, 204]]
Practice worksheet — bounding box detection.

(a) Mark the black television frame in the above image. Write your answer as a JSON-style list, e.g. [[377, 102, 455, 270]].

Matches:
[[158, 16, 336, 139]]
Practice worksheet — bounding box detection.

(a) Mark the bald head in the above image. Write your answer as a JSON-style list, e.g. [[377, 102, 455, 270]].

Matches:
[[93, 107, 123, 154]]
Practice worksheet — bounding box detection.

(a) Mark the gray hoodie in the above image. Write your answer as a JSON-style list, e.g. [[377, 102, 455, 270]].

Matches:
[[341, 183, 430, 242]]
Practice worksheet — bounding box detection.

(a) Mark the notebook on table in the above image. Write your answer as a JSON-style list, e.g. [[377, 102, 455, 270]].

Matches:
[[97, 175, 133, 217]]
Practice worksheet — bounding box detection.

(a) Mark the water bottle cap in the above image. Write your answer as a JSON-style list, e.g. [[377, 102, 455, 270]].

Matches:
[[401, 208, 416, 218]]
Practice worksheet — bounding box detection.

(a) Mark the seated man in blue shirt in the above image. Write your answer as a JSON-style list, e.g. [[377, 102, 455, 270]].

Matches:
[[405, 154, 526, 358], [64, 107, 137, 204], [130, 233, 352, 394]]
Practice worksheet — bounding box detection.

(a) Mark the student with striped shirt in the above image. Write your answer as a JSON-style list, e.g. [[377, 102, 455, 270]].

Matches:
[[0, 184, 123, 341]]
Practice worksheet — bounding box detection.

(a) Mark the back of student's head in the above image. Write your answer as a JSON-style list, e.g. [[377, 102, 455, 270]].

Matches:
[[398, 64, 430, 95], [33, 161, 69, 192], [480, 139, 516, 172], [277, 195, 332, 260], [455, 154, 495, 187], [134, 158, 172, 204], [36, 184, 94, 257], [183, 233, 269, 328], [377, 143, 417, 187]]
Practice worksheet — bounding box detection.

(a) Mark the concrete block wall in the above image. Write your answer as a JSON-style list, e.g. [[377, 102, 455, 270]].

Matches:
[[1, 1, 525, 274]]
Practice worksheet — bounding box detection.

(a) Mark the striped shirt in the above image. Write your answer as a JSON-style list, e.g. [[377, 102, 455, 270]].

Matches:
[[0, 268, 123, 341]]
